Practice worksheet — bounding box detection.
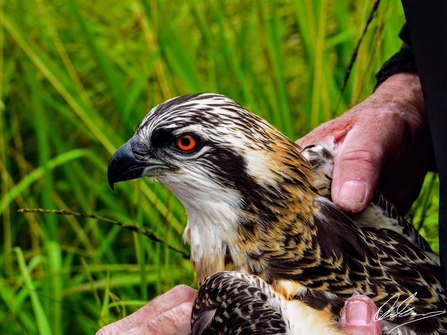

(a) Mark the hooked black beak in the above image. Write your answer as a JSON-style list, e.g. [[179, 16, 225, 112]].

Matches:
[[107, 140, 167, 190]]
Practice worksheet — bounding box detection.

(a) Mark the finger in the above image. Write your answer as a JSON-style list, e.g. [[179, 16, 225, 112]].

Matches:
[[340, 295, 381, 335], [97, 301, 194, 335], [139, 285, 197, 318], [331, 126, 383, 213], [96, 285, 197, 335], [146, 301, 194, 335]]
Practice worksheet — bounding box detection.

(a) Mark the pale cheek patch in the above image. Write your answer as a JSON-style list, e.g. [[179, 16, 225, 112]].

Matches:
[[242, 148, 280, 187]]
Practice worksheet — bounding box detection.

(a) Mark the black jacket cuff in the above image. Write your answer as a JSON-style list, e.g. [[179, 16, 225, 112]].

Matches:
[[375, 24, 418, 89]]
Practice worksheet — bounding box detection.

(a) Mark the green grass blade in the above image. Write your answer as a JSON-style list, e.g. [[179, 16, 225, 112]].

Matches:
[[65, 0, 126, 113], [0, 149, 90, 215], [0, 12, 115, 153], [14, 247, 53, 335]]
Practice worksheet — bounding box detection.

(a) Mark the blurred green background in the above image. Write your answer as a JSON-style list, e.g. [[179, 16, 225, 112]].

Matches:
[[0, 0, 440, 334]]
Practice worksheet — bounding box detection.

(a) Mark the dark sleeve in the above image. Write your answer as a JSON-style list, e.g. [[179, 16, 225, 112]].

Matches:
[[375, 24, 418, 88], [402, 0, 447, 291]]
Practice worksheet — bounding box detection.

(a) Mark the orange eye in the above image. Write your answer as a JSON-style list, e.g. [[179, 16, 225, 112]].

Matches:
[[175, 135, 197, 151]]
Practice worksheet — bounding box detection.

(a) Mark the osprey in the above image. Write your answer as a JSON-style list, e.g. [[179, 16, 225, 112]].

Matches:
[[108, 93, 447, 334]]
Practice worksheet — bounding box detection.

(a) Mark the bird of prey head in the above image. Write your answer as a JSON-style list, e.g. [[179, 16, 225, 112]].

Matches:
[[108, 93, 447, 334], [108, 93, 318, 282]]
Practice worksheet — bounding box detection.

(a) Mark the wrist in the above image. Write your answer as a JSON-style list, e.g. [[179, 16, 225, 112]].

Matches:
[[375, 43, 417, 88]]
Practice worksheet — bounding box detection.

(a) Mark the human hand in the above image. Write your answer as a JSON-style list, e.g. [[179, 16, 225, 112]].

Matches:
[[96, 285, 197, 335], [95, 286, 380, 335], [340, 295, 381, 335], [297, 72, 433, 214]]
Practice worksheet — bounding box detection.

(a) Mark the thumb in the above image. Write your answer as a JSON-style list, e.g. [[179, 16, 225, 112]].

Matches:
[[340, 295, 381, 335], [331, 130, 382, 213]]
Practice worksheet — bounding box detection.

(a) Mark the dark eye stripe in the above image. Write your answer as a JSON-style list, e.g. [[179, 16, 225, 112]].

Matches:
[[151, 129, 173, 149]]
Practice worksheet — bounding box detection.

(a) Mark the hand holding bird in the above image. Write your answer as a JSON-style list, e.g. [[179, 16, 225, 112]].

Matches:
[[108, 93, 446, 334]]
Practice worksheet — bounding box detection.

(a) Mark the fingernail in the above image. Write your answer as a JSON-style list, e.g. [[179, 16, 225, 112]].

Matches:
[[341, 296, 381, 335], [338, 180, 367, 203], [344, 300, 374, 325]]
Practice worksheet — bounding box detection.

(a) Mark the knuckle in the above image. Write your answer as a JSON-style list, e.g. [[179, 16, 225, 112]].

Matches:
[[338, 149, 382, 167]]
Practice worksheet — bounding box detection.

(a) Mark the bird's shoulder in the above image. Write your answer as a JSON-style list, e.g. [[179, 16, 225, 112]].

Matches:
[[301, 143, 437, 262]]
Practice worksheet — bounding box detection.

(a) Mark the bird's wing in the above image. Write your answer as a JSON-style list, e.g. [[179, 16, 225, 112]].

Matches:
[[192, 271, 345, 335], [301, 144, 438, 262], [363, 190, 437, 260], [191, 271, 289, 335], [270, 196, 447, 334]]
